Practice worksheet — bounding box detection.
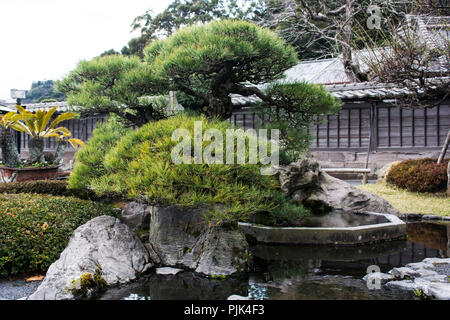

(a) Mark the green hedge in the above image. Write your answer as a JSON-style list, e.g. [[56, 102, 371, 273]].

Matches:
[[0, 193, 118, 276], [0, 180, 94, 199], [386, 158, 449, 193], [69, 113, 309, 223]]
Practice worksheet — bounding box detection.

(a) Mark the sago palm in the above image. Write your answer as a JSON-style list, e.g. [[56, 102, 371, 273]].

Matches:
[[12, 105, 84, 163], [0, 111, 33, 167]]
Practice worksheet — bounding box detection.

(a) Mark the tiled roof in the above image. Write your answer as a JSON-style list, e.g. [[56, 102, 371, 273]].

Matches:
[[20, 101, 73, 112], [324, 82, 413, 101], [231, 78, 449, 105], [282, 58, 351, 85]]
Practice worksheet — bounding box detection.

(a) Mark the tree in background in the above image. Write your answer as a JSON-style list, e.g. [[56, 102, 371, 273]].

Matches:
[[119, 0, 266, 58], [359, 15, 449, 108], [23, 80, 66, 103], [259, 0, 417, 81]]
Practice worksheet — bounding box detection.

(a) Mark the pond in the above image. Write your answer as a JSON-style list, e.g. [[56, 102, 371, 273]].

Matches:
[[95, 221, 449, 300]]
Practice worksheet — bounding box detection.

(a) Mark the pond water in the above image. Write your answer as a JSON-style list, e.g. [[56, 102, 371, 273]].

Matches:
[[95, 221, 449, 300]]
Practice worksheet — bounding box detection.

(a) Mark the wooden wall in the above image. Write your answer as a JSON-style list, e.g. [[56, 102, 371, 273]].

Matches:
[[17, 101, 450, 153], [307, 102, 450, 151]]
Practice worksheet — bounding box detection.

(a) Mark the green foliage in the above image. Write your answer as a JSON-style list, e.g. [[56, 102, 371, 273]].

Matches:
[[146, 19, 297, 85], [99, 48, 120, 57], [68, 117, 131, 191], [262, 82, 342, 164], [62, 19, 339, 132], [0, 110, 35, 167], [0, 180, 94, 199], [132, 0, 265, 38], [58, 55, 168, 126], [10, 105, 83, 164], [210, 274, 227, 280], [0, 193, 118, 276], [127, 36, 151, 58], [71, 114, 309, 223], [144, 19, 298, 119], [386, 158, 449, 193]]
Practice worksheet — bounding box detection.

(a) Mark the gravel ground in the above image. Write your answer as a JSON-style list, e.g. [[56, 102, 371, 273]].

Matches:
[[0, 279, 41, 300]]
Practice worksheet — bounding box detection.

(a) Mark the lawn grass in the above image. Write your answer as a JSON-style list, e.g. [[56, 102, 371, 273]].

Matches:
[[359, 182, 450, 216]]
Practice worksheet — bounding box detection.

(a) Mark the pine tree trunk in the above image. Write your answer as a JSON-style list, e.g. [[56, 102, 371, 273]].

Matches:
[[0, 130, 20, 167], [28, 137, 45, 163], [207, 95, 233, 120]]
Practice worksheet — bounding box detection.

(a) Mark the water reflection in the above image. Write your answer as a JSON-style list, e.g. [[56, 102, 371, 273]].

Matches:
[[96, 222, 449, 300]]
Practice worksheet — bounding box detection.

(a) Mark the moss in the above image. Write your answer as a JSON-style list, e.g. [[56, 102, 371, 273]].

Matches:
[[67, 269, 108, 298], [413, 289, 430, 300], [210, 274, 226, 280]]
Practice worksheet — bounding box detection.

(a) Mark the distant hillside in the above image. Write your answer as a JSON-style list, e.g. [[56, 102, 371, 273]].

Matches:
[[23, 80, 66, 103]]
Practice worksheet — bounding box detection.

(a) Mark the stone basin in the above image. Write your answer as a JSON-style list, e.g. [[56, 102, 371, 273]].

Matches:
[[239, 211, 406, 246]]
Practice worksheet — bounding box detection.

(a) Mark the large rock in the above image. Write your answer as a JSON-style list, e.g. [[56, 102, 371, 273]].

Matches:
[[376, 161, 401, 183], [277, 157, 400, 215], [28, 216, 152, 300], [381, 257, 450, 300], [149, 206, 249, 276]]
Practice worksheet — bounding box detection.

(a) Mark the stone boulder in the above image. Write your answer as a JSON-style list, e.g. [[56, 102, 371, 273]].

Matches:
[[369, 257, 450, 300], [149, 206, 249, 276], [120, 201, 152, 231], [28, 216, 152, 300], [376, 161, 401, 183], [277, 157, 400, 215]]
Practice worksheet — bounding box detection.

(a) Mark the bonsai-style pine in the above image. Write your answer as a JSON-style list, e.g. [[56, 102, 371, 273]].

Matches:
[[60, 20, 341, 163]]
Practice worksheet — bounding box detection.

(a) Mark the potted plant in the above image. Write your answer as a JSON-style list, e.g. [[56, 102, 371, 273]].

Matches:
[[0, 105, 84, 182]]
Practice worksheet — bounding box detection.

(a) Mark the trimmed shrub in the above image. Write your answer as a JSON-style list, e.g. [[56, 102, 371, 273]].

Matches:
[[0, 193, 118, 276], [70, 113, 309, 223], [0, 180, 68, 195], [68, 117, 131, 190], [386, 158, 449, 193]]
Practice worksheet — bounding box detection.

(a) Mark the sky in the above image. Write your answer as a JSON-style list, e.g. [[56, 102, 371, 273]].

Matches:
[[0, 0, 169, 100]]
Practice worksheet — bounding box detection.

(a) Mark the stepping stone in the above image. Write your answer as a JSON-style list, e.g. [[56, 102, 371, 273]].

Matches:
[[386, 280, 417, 291], [155, 267, 184, 275], [363, 272, 394, 284], [389, 267, 421, 279]]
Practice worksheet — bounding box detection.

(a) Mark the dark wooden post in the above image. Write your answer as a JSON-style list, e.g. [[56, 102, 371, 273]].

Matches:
[[437, 129, 450, 164], [365, 102, 377, 170], [15, 99, 21, 156], [447, 161, 450, 196]]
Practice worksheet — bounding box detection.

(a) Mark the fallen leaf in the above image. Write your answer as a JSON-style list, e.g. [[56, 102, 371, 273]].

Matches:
[[26, 275, 44, 282]]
